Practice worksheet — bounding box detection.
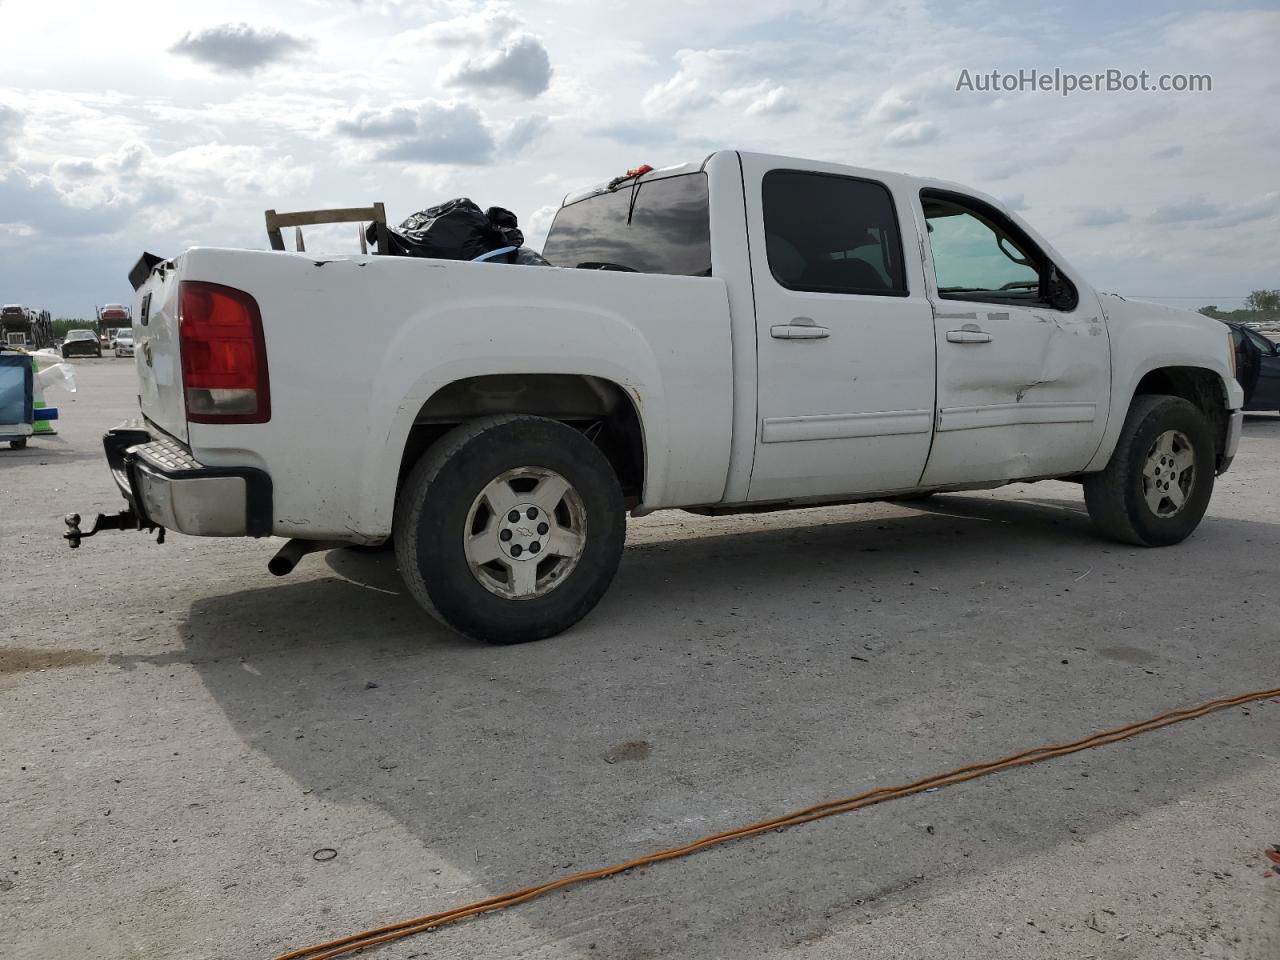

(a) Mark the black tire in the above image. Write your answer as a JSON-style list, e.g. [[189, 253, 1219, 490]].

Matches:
[[1083, 395, 1215, 547], [95, 349, 102, 357], [61, 347, 69, 359], [9, 438, 27, 450], [394, 414, 625, 643]]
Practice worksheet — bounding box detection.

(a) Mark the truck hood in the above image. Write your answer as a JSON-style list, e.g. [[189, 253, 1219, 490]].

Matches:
[[1097, 293, 1215, 328]]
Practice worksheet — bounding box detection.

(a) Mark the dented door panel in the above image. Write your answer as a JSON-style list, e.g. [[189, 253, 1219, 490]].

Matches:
[[914, 188, 1112, 486]]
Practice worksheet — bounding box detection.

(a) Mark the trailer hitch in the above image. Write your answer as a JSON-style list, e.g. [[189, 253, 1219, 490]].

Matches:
[[64, 509, 164, 548]]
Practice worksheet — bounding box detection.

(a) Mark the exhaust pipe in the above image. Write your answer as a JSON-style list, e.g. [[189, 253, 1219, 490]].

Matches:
[[268, 538, 342, 576]]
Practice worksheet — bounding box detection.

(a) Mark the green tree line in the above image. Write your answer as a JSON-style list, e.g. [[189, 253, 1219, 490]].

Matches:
[[1199, 289, 1280, 322]]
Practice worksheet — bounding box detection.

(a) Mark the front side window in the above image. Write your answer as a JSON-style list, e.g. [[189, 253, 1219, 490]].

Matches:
[[762, 171, 907, 296], [541, 173, 711, 277], [922, 191, 1077, 309]]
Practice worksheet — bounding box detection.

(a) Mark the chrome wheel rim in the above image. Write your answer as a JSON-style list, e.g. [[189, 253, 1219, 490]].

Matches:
[[1142, 429, 1195, 518], [463, 466, 586, 600]]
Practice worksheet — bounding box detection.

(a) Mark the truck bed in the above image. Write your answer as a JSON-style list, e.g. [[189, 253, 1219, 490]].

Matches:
[[133, 248, 736, 540]]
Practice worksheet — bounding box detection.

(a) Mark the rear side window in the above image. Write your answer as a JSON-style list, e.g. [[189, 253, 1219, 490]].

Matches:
[[542, 173, 711, 277], [762, 171, 907, 296]]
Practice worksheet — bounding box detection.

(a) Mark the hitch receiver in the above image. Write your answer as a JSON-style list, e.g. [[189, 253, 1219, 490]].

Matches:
[[64, 509, 165, 548]]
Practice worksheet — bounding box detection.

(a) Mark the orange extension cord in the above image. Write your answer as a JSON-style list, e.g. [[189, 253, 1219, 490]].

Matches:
[[277, 686, 1280, 960]]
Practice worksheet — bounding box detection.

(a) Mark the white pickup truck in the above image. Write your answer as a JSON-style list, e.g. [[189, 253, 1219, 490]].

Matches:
[[71, 150, 1243, 643]]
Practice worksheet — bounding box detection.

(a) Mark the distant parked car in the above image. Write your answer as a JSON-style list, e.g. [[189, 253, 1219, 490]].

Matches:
[[114, 331, 135, 358], [1224, 321, 1280, 412], [61, 329, 102, 358]]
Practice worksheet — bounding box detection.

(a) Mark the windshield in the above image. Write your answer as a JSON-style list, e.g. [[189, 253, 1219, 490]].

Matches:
[[117, 332, 133, 341], [67, 330, 95, 340], [542, 172, 711, 277]]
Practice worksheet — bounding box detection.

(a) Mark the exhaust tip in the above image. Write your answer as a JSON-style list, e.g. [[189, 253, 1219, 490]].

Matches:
[[267, 555, 295, 577], [269, 538, 342, 576]]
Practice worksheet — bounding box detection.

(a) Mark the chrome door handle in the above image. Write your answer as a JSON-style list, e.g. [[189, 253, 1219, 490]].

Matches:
[[945, 323, 992, 344], [771, 319, 830, 340]]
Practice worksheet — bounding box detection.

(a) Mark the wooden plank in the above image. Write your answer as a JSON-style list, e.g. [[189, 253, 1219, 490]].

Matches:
[[264, 204, 388, 253], [265, 206, 384, 228]]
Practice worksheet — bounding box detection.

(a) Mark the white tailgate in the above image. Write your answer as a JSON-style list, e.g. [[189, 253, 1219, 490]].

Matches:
[[133, 262, 187, 443]]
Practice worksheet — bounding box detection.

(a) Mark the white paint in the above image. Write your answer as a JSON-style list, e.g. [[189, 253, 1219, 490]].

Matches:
[[127, 150, 1241, 542]]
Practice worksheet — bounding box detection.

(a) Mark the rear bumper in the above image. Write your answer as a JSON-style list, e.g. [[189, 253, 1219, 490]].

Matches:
[[105, 423, 272, 536]]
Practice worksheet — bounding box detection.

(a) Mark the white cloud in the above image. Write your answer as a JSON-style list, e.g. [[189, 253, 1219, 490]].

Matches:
[[335, 105, 420, 139], [884, 121, 939, 147], [735, 83, 798, 117], [643, 51, 799, 120], [0, 103, 22, 159], [642, 49, 736, 116], [446, 35, 552, 98], [867, 91, 918, 124], [169, 23, 311, 74], [337, 100, 498, 165], [0, 168, 132, 238], [501, 115, 551, 153], [402, 6, 523, 48], [1149, 199, 1221, 224], [1075, 207, 1129, 227], [398, 4, 553, 98], [1163, 8, 1280, 59]]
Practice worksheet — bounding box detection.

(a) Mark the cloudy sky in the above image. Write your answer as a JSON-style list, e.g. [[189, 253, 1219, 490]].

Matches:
[[1, 0, 1276, 317]]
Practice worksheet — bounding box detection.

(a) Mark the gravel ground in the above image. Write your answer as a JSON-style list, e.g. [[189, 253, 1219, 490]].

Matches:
[[2, 358, 1278, 960]]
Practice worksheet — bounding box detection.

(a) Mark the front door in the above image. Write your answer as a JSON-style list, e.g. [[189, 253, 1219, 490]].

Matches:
[[917, 190, 1111, 486], [743, 161, 937, 501]]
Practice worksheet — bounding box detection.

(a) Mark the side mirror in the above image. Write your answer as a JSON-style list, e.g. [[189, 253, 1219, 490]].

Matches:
[[1045, 265, 1077, 311]]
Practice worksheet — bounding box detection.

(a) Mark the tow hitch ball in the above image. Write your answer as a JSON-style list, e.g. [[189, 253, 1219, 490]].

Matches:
[[64, 510, 164, 548]]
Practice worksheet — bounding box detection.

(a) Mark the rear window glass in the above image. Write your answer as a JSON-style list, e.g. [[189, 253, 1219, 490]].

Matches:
[[542, 173, 711, 277]]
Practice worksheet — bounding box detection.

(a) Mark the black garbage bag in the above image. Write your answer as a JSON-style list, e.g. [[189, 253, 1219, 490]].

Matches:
[[370, 199, 540, 262]]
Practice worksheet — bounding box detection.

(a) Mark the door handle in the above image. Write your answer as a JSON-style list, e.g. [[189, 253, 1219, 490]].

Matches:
[[771, 319, 830, 340], [945, 323, 992, 344]]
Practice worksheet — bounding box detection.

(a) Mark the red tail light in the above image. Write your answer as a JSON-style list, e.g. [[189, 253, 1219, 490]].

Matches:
[[178, 281, 270, 423]]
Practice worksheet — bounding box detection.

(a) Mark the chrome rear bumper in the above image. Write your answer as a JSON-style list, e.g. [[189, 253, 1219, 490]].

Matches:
[[104, 423, 272, 537]]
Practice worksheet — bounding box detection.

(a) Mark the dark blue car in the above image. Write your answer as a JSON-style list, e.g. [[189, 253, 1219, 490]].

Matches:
[[1225, 322, 1280, 413]]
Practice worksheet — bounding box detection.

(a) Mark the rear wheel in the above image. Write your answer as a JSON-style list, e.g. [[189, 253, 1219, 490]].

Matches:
[[394, 415, 625, 643], [9, 438, 27, 450], [1083, 395, 1215, 546]]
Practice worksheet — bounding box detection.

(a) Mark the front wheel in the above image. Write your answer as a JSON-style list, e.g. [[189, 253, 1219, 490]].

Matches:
[[1083, 395, 1215, 546], [394, 415, 626, 643]]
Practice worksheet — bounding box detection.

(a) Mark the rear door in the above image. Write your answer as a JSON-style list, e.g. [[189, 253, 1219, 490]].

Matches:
[[916, 190, 1110, 486], [133, 266, 188, 442], [742, 159, 937, 501]]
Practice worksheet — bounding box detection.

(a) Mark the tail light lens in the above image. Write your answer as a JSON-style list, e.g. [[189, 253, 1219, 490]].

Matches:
[[178, 281, 270, 423]]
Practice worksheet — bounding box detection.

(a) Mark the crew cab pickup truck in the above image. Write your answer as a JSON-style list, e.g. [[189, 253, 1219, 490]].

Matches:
[[73, 150, 1243, 643]]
